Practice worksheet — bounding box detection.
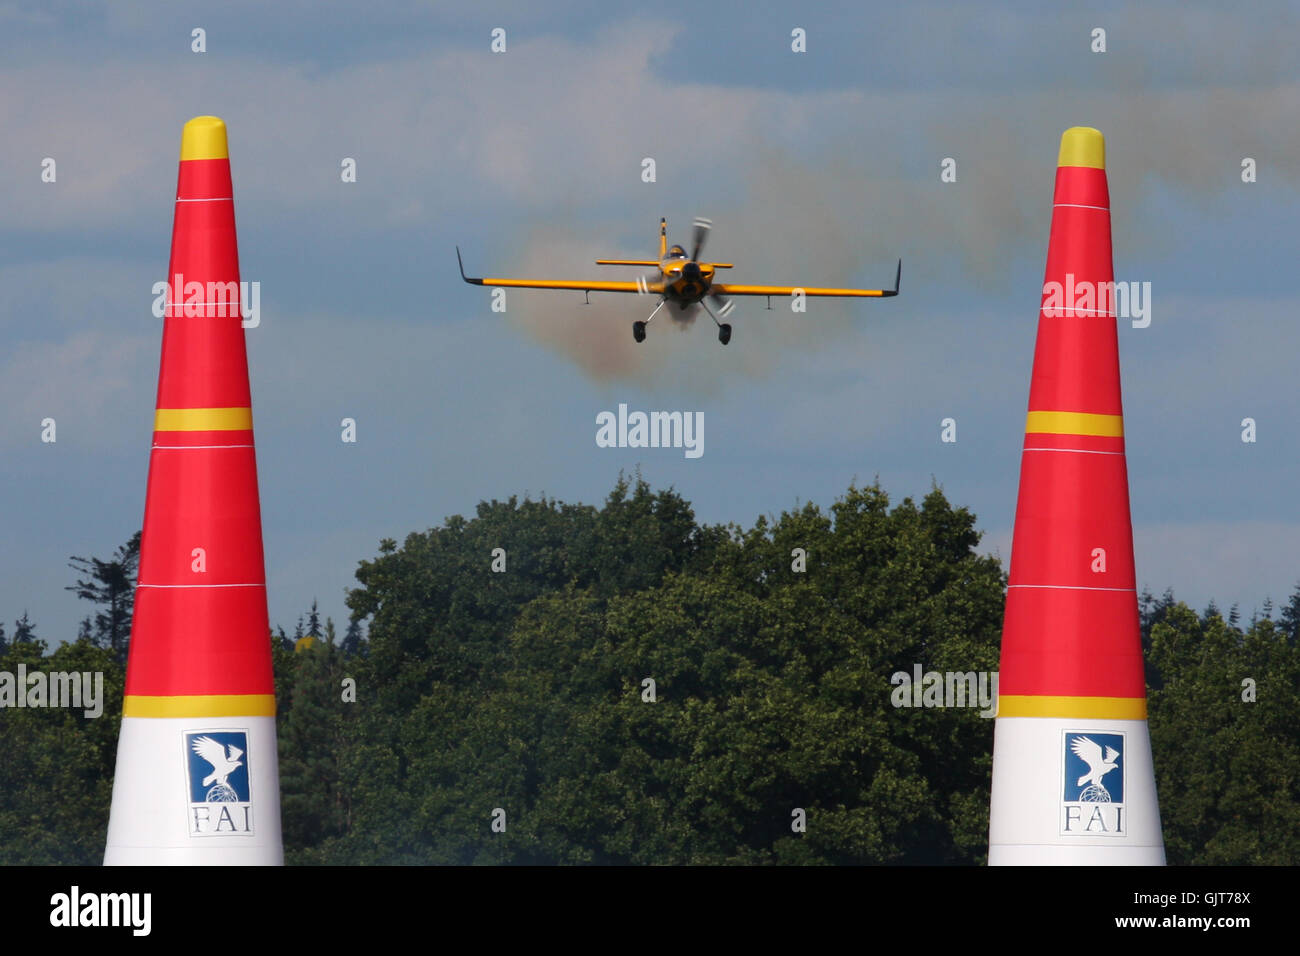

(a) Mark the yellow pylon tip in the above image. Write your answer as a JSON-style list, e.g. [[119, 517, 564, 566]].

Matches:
[[1058, 126, 1105, 170], [180, 115, 228, 161]]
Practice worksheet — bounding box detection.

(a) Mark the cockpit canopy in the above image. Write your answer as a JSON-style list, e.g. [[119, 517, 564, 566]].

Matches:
[[667, 244, 687, 259]]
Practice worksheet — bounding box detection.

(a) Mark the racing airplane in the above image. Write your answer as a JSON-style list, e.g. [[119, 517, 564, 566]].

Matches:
[[457, 216, 900, 344]]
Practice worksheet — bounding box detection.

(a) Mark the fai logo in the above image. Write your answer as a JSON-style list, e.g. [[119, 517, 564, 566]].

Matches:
[[184, 730, 254, 837], [1060, 731, 1125, 836]]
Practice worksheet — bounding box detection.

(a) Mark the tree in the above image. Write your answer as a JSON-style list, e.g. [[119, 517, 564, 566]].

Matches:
[[0, 635, 123, 863], [341, 619, 365, 658], [306, 600, 323, 639], [333, 479, 1007, 865], [65, 531, 141, 663], [278, 633, 359, 862], [5, 477, 1297, 865], [12, 611, 42, 652], [1278, 582, 1300, 644], [1148, 602, 1300, 864]]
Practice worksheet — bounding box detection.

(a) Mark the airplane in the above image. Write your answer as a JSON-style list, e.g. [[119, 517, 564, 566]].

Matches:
[[457, 216, 900, 344]]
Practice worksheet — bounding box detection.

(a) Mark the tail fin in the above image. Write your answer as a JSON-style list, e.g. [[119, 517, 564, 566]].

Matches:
[[659, 217, 667, 260]]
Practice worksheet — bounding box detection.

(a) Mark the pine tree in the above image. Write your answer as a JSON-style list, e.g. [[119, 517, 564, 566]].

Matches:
[[11, 612, 44, 654], [1279, 583, 1300, 644], [279, 636, 350, 859], [0, 620, 7, 656], [341, 619, 365, 658], [1140, 587, 1178, 643], [13, 611, 36, 643], [306, 600, 323, 639], [66, 531, 141, 663]]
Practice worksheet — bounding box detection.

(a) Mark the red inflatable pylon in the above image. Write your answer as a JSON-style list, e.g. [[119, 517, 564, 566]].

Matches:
[[105, 116, 282, 865], [988, 127, 1164, 865]]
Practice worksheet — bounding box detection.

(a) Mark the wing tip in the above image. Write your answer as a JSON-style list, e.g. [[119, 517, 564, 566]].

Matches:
[[456, 246, 483, 285], [882, 258, 902, 297]]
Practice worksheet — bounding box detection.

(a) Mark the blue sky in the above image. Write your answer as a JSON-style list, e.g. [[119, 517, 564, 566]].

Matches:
[[2, 1, 1299, 642]]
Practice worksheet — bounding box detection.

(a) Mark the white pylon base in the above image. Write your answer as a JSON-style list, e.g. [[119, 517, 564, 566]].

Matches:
[[989, 715, 1164, 866], [105, 715, 282, 865]]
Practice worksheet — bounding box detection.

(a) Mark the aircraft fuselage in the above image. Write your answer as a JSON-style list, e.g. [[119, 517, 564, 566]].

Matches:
[[657, 255, 717, 306]]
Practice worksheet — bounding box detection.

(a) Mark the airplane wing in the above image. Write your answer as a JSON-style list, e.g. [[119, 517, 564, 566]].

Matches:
[[458, 248, 660, 294], [715, 259, 901, 298]]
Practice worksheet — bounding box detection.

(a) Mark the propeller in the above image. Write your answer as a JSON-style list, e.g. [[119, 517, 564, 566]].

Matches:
[[709, 289, 734, 319], [690, 216, 712, 261], [694, 216, 732, 343]]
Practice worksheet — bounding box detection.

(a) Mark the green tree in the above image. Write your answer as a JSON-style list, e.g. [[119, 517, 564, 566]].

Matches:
[[1148, 601, 1300, 864], [279, 625, 355, 861], [0, 637, 123, 863], [11, 611, 42, 652], [305, 599, 323, 640], [341, 618, 365, 658], [1278, 582, 1300, 643], [333, 479, 1006, 864], [6, 477, 1297, 866], [65, 531, 141, 663]]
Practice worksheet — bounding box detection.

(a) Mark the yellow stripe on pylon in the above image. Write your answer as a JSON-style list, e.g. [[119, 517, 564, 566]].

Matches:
[[154, 407, 253, 431], [122, 694, 276, 718], [1025, 410, 1124, 437], [996, 695, 1147, 720]]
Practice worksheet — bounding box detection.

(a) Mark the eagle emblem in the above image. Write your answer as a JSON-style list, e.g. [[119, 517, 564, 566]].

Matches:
[[191, 735, 245, 802]]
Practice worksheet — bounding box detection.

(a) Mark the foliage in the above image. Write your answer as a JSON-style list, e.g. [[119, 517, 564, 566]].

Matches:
[[2, 484, 1297, 864], [65, 531, 140, 665]]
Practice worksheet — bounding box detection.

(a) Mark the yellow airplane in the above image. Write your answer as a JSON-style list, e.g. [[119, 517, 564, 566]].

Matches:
[[457, 216, 900, 344]]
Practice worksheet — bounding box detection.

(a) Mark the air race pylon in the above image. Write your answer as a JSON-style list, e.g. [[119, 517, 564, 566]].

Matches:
[[987, 128, 1164, 865], [105, 117, 282, 865]]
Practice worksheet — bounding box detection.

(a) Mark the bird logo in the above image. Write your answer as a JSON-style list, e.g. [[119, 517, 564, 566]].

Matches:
[[1069, 735, 1120, 802], [191, 735, 245, 803]]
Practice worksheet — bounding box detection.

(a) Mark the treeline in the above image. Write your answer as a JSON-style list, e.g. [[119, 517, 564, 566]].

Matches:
[[0, 477, 1297, 864]]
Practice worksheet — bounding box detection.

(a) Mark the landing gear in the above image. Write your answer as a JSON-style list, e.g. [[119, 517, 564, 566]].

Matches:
[[701, 298, 733, 345], [634, 298, 667, 343]]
